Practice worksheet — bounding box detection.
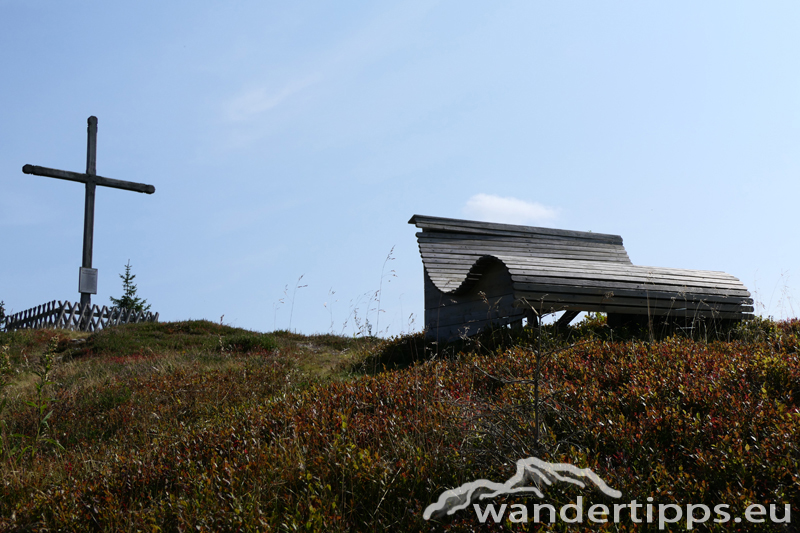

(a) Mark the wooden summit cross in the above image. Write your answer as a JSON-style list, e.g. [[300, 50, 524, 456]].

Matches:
[[22, 116, 156, 309]]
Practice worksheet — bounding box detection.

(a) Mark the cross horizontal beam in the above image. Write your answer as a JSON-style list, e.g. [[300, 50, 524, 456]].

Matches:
[[22, 164, 156, 194]]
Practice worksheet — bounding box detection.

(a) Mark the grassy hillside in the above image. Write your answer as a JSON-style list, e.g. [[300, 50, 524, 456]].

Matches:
[[0, 318, 798, 531]]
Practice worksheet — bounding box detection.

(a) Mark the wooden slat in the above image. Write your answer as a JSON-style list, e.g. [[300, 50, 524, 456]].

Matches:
[[512, 299, 750, 320], [409, 214, 623, 244], [412, 220, 622, 244], [420, 255, 741, 281], [508, 272, 749, 293], [426, 318, 503, 343], [511, 279, 752, 302], [423, 259, 745, 288], [420, 248, 630, 263], [417, 222, 621, 244], [419, 243, 630, 260], [419, 247, 629, 262], [491, 255, 741, 281], [418, 242, 630, 261], [427, 295, 521, 320], [426, 303, 525, 329], [501, 257, 740, 281], [418, 233, 631, 254], [512, 291, 752, 314], [417, 229, 624, 245], [510, 281, 752, 302]]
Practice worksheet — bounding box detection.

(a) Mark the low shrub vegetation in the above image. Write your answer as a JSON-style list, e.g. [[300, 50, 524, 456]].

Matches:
[[0, 317, 798, 531]]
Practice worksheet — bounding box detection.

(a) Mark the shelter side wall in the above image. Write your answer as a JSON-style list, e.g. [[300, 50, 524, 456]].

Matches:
[[423, 261, 524, 342]]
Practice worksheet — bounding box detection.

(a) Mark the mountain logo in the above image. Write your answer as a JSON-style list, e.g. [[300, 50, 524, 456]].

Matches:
[[424, 457, 622, 520]]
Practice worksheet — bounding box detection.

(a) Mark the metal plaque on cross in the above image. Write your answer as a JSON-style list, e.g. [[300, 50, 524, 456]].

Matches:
[[78, 267, 98, 295]]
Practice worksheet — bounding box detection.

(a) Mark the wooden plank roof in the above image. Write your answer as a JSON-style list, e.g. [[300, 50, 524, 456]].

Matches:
[[410, 215, 753, 320]]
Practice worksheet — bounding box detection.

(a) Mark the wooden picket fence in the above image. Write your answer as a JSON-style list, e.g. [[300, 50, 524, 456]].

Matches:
[[2, 300, 159, 332]]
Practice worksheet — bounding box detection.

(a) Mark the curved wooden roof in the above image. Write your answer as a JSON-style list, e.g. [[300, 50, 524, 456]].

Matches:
[[410, 215, 753, 319]]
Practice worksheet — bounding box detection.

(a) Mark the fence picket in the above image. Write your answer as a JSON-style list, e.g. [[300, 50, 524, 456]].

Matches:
[[2, 300, 158, 332]]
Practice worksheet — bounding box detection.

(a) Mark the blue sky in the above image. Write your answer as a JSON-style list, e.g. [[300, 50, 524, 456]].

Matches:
[[2, 1, 798, 335]]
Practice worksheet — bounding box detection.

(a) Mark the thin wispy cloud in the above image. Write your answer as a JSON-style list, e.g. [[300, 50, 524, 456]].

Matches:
[[462, 193, 560, 225], [222, 2, 434, 125], [223, 76, 320, 122]]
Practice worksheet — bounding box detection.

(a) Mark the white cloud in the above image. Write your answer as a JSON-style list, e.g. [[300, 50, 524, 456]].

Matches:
[[462, 193, 560, 225]]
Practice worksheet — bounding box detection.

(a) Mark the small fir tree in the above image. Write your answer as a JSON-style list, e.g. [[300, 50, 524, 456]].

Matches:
[[110, 261, 151, 313]]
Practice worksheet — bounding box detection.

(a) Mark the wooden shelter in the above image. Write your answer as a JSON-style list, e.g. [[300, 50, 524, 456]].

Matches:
[[409, 215, 753, 341]]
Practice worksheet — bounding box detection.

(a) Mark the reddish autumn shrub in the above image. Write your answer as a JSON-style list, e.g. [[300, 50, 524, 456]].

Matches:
[[1, 321, 798, 531]]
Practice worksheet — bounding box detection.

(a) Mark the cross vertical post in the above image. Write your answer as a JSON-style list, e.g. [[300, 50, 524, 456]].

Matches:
[[81, 116, 98, 308]]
